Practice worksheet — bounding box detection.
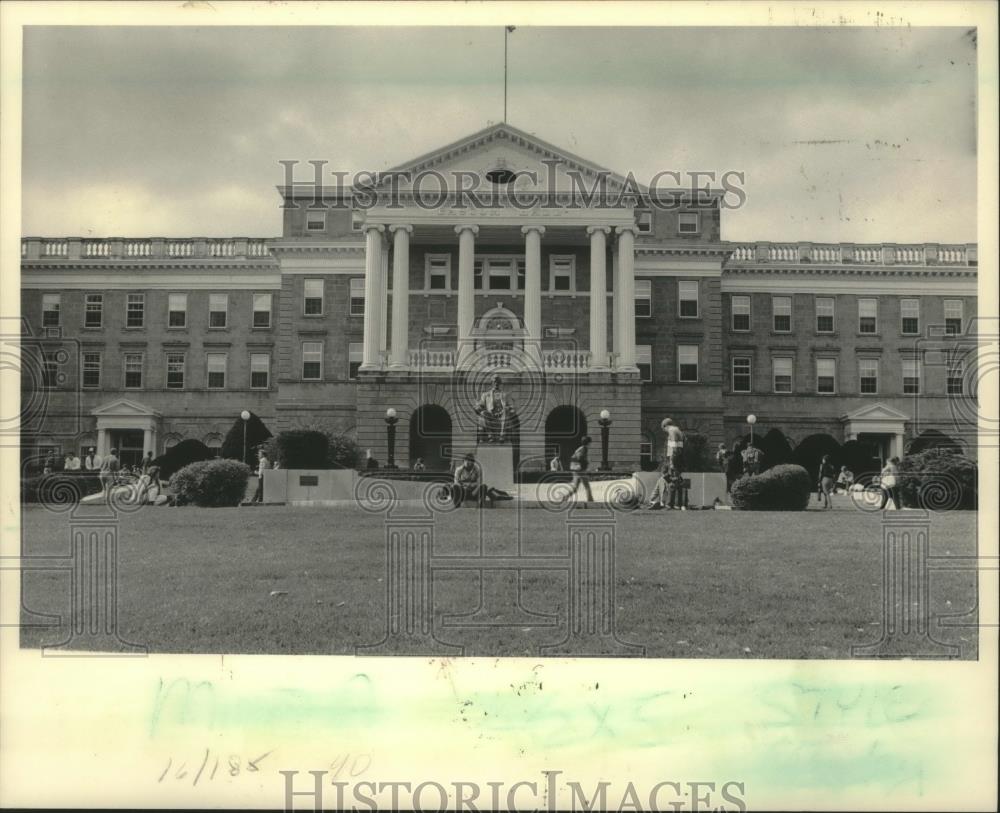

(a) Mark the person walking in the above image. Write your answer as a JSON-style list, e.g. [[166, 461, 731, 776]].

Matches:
[[549, 453, 564, 472], [715, 443, 731, 473], [817, 454, 836, 509], [568, 436, 594, 506], [251, 449, 269, 504], [725, 440, 745, 495], [99, 448, 120, 497], [879, 457, 901, 510]]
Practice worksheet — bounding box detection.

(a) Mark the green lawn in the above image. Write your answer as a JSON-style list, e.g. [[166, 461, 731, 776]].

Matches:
[[18, 503, 979, 658]]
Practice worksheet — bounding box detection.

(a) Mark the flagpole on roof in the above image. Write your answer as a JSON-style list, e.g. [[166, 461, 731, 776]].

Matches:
[[504, 26, 515, 123]]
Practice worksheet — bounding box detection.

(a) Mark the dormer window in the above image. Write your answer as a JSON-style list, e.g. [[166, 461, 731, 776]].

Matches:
[[305, 210, 326, 232]]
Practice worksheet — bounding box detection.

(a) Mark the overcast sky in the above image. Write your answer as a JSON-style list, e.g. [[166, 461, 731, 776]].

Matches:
[[22, 25, 977, 243]]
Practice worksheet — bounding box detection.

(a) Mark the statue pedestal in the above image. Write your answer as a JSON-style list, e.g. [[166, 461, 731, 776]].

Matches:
[[476, 443, 515, 493]]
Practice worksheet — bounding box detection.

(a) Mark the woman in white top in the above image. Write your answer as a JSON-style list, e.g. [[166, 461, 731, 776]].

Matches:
[[879, 457, 901, 510]]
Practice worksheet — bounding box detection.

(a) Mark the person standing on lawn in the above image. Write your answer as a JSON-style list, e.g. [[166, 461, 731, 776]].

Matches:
[[725, 440, 745, 495], [879, 457, 901, 510], [568, 436, 594, 506], [817, 454, 836, 509], [251, 449, 269, 504], [667, 465, 689, 510]]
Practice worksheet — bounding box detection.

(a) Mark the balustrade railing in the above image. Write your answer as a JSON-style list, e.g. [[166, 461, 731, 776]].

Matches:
[[21, 237, 275, 261], [726, 241, 973, 267]]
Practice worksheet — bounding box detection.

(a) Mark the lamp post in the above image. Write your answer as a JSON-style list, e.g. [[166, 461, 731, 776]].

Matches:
[[598, 408, 612, 471], [747, 414, 757, 446], [240, 410, 251, 465], [385, 408, 398, 469]]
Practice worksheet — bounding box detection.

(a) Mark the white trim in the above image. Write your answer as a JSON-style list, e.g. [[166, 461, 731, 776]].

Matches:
[[722, 277, 977, 296], [23, 273, 281, 290], [425, 253, 452, 292], [548, 255, 576, 294], [731, 354, 752, 393]]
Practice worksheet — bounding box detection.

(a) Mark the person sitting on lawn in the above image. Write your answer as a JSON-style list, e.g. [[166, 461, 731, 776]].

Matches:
[[451, 454, 487, 507], [646, 459, 672, 510], [835, 465, 855, 494]]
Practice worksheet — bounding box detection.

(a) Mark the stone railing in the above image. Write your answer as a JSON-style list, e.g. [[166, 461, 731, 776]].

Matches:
[[408, 347, 595, 372], [22, 237, 274, 261], [408, 348, 456, 371], [726, 242, 976, 266]]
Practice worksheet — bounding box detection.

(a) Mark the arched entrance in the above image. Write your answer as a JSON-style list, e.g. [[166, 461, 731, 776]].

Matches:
[[545, 406, 587, 469], [409, 405, 453, 472]]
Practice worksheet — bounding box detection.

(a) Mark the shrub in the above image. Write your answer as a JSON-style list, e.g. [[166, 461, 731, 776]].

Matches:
[[152, 439, 214, 480], [678, 432, 715, 473], [898, 448, 977, 510], [221, 411, 273, 466], [730, 463, 812, 511], [273, 430, 330, 469], [170, 459, 251, 507], [326, 433, 360, 469]]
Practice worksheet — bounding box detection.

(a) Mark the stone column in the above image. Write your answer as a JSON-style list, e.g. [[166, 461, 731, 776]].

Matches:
[[521, 225, 545, 367], [142, 428, 153, 457], [615, 225, 638, 370], [388, 225, 413, 369], [587, 226, 611, 370], [360, 224, 385, 371], [97, 427, 109, 458], [455, 224, 479, 367]]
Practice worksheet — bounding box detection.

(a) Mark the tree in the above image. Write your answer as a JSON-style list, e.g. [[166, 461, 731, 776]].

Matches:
[[221, 412, 272, 467]]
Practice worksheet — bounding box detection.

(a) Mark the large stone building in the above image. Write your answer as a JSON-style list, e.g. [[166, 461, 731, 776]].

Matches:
[[20, 123, 978, 471]]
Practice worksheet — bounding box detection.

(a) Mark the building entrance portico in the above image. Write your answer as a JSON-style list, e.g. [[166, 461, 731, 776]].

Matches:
[[90, 398, 161, 459]]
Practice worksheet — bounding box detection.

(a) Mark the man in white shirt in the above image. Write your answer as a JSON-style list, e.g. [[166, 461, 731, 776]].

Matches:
[[251, 449, 269, 504], [64, 452, 81, 471]]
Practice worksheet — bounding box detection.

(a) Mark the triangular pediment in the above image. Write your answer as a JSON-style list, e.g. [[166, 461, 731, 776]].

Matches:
[[91, 398, 161, 418], [841, 402, 910, 423], [379, 122, 639, 194]]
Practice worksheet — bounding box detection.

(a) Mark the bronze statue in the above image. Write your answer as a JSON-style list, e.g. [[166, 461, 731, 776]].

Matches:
[[475, 374, 514, 443]]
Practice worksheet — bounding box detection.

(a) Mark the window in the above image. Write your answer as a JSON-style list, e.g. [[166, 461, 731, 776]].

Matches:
[[81, 352, 101, 389], [816, 358, 836, 394], [772, 296, 791, 332], [732, 356, 752, 393], [206, 353, 227, 389], [250, 353, 270, 389], [549, 256, 575, 292], [168, 293, 187, 328], [305, 209, 326, 232], [489, 259, 514, 291], [209, 293, 228, 328], [165, 353, 185, 390], [773, 357, 793, 393], [42, 294, 61, 327], [303, 279, 324, 315], [859, 358, 879, 394], [126, 293, 145, 328], [351, 211, 364, 232], [348, 342, 363, 379], [123, 353, 143, 389], [253, 293, 272, 328], [678, 212, 700, 234], [302, 342, 323, 380], [815, 297, 834, 333], [731, 295, 751, 331], [858, 298, 878, 334], [902, 358, 920, 394], [84, 294, 103, 328], [639, 439, 653, 468], [349, 279, 365, 316], [678, 281, 699, 318], [677, 345, 699, 382], [944, 300, 963, 335], [426, 255, 451, 291], [635, 279, 651, 318], [947, 359, 964, 395], [901, 299, 919, 335], [636, 345, 652, 382], [636, 210, 652, 234]]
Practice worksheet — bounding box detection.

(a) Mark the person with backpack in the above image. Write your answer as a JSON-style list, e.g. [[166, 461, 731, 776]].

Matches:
[[741, 443, 763, 476], [568, 436, 594, 506]]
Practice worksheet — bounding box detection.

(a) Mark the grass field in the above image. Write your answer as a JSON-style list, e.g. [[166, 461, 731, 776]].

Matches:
[[18, 503, 978, 658]]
